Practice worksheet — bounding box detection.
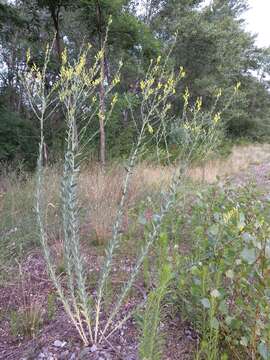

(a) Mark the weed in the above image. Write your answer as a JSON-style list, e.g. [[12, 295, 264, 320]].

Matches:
[[138, 264, 172, 360], [9, 303, 43, 339], [22, 38, 233, 349]]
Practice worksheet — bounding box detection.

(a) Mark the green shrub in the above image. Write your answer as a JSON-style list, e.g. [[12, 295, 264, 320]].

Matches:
[[0, 105, 38, 169], [169, 184, 270, 359]]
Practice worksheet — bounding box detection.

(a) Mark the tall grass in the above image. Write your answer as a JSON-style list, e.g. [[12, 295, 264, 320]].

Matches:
[[1, 142, 269, 279]]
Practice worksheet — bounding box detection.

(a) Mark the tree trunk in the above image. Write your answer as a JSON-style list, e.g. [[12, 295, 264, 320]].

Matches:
[[96, 0, 106, 167], [50, 5, 62, 65], [145, 0, 153, 25]]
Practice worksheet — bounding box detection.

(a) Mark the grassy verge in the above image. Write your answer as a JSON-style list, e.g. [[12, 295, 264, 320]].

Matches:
[[1, 143, 270, 358]]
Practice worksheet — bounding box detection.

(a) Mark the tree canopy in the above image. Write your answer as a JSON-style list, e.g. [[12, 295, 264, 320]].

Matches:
[[1, 0, 270, 167]]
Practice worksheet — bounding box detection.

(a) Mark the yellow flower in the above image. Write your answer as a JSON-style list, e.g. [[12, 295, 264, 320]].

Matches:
[[195, 97, 202, 112], [26, 48, 31, 64], [234, 82, 241, 92], [179, 66, 186, 78], [140, 80, 146, 90], [183, 87, 190, 107], [147, 123, 154, 134], [112, 75, 120, 86], [223, 207, 238, 224], [75, 54, 86, 76], [61, 48, 68, 65], [93, 77, 101, 86], [213, 112, 221, 124], [111, 93, 118, 106], [216, 88, 222, 98]]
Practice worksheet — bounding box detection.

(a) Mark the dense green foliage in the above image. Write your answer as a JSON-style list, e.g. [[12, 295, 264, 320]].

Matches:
[[0, 0, 270, 166], [0, 104, 37, 167], [135, 180, 270, 358], [176, 185, 269, 358]]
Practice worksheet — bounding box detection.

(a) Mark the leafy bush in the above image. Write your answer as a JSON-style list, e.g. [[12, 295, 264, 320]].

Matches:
[[0, 105, 38, 169], [169, 184, 270, 359]]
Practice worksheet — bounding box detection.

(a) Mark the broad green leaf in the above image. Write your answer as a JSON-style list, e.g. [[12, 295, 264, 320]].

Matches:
[[240, 248, 256, 264], [138, 214, 147, 225], [201, 298, 211, 309], [237, 212, 245, 231], [240, 336, 248, 347], [208, 224, 219, 236], [210, 317, 219, 330], [258, 342, 270, 360]]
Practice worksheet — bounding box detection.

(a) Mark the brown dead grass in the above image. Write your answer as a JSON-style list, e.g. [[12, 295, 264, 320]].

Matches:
[[78, 163, 170, 244], [138, 143, 270, 186], [189, 143, 270, 183], [77, 143, 270, 243], [1, 143, 270, 249]]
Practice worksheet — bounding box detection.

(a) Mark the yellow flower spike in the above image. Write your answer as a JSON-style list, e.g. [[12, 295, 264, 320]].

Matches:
[[111, 93, 118, 106], [31, 63, 38, 73], [147, 88, 154, 97], [62, 48, 68, 65], [96, 50, 104, 61], [234, 82, 241, 92], [223, 208, 238, 224], [26, 49, 31, 64], [112, 75, 120, 86], [147, 123, 154, 134], [75, 54, 86, 76], [179, 66, 186, 78], [66, 67, 73, 81], [156, 55, 161, 64], [183, 87, 190, 107], [45, 44, 50, 56], [213, 112, 221, 124], [93, 77, 101, 86], [195, 97, 202, 112], [216, 88, 222, 98], [140, 80, 146, 90], [147, 78, 154, 87], [157, 82, 162, 90]]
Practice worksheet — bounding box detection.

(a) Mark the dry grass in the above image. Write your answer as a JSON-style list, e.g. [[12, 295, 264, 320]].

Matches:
[[77, 143, 270, 243], [189, 143, 270, 183], [1, 143, 270, 257], [78, 163, 169, 244], [139, 143, 270, 186]]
